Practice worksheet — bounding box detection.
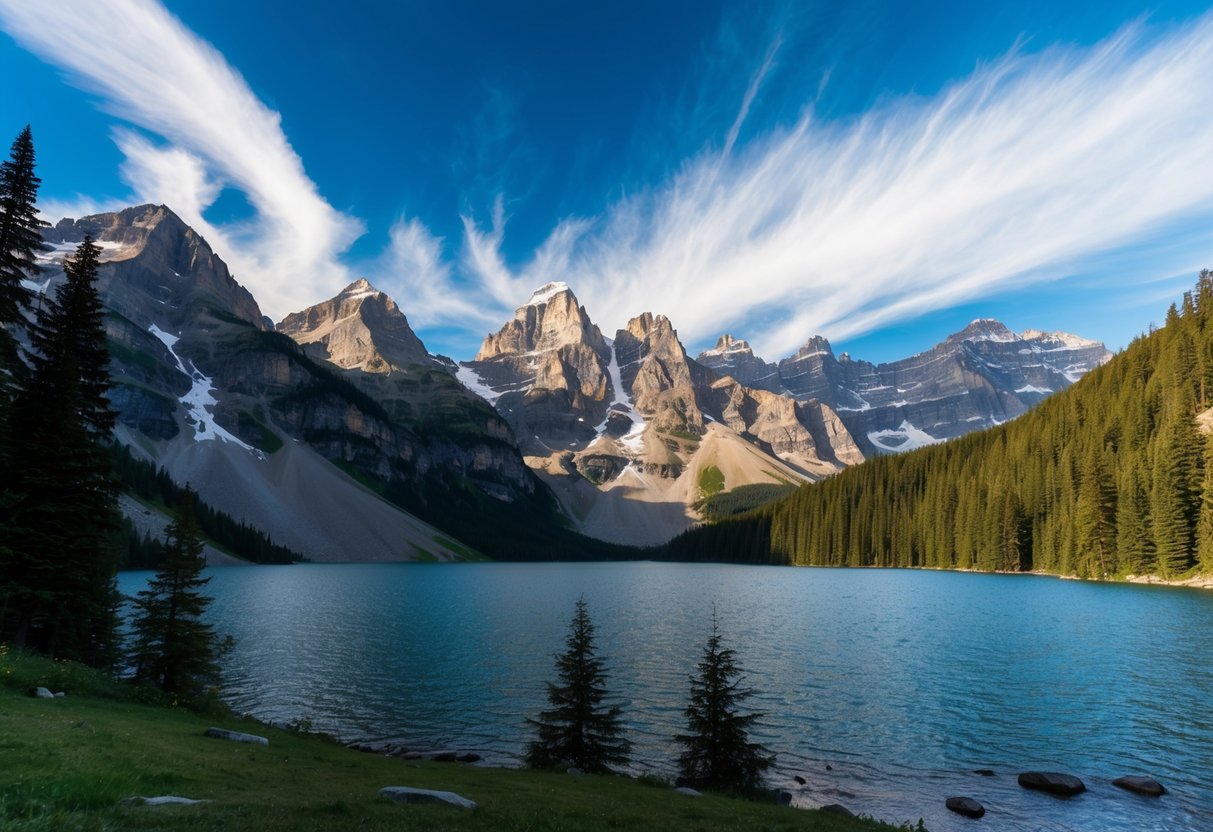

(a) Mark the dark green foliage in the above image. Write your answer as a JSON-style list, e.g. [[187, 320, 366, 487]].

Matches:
[[525, 598, 630, 773], [110, 444, 300, 565], [127, 488, 230, 698], [0, 125, 45, 388], [698, 464, 725, 497], [698, 483, 796, 520], [675, 614, 774, 791], [666, 271, 1213, 580], [1, 238, 121, 667]]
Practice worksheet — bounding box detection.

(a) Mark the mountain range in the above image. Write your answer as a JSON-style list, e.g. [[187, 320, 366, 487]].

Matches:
[[34, 205, 1110, 554]]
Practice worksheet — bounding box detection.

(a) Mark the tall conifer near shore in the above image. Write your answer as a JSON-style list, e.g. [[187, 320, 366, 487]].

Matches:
[[2, 237, 120, 665], [525, 597, 630, 773]]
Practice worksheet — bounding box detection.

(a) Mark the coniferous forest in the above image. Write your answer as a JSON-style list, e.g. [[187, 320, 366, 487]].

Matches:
[[667, 272, 1213, 581]]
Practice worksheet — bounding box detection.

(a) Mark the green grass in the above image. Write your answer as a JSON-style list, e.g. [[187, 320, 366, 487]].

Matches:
[[698, 465, 726, 497], [0, 650, 911, 832]]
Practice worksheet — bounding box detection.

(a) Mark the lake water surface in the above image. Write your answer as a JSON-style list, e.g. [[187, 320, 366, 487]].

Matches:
[[119, 563, 1212, 831]]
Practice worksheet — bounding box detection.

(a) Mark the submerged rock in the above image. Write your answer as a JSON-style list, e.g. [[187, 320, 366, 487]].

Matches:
[[793, 775, 807, 785], [1112, 775, 1166, 797], [946, 796, 986, 818], [973, 769, 996, 777], [379, 786, 477, 809], [204, 727, 268, 746], [1018, 771, 1086, 796]]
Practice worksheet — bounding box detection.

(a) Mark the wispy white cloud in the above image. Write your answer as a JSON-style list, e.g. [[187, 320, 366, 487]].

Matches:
[[443, 14, 1213, 359], [0, 0, 362, 320]]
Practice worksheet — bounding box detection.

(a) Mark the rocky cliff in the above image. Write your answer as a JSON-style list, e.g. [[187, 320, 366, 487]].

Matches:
[[697, 318, 1112, 454]]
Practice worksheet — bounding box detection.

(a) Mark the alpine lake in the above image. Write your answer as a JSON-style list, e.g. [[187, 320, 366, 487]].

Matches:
[[118, 562, 1213, 831]]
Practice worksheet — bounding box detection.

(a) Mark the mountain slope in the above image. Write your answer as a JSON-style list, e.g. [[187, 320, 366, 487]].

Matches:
[[38, 205, 545, 561], [457, 285, 860, 544], [697, 320, 1112, 454], [668, 271, 1213, 582]]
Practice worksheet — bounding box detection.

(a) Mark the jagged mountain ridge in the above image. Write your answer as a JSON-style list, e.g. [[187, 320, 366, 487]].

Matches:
[[697, 318, 1111, 453], [456, 284, 862, 545], [38, 204, 541, 561]]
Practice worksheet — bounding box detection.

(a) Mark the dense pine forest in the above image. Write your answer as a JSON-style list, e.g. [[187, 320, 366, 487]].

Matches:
[[667, 271, 1213, 581]]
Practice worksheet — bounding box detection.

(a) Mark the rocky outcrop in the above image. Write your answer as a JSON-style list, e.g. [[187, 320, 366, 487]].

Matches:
[[1112, 775, 1166, 796], [697, 319, 1111, 454], [696, 334, 781, 392], [615, 312, 705, 436], [379, 786, 477, 810], [204, 727, 268, 745], [945, 796, 986, 818], [1017, 771, 1086, 796], [277, 278, 431, 371]]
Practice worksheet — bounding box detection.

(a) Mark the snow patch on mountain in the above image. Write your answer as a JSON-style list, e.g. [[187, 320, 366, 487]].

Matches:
[[867, 420, 941, 453], [526, 281, 571, 306], [596, 339, 646, 452], [1016, 384, 1053, 394], [454, 363, 506, 405], [148, 324, 260, 455], [1020, 329, 1101, 349]]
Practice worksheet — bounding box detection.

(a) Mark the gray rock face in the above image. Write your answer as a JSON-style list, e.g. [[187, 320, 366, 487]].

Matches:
[[379, 786, 477, 809], [698, 319, 1110, 454], [32, 686, 52, 698], [1017, 771, 1086, 796], [945, 796, 986, 818], [277, 278, 431, 372], [204, 727, 269, 745], [1112, 775, 1166, 796]]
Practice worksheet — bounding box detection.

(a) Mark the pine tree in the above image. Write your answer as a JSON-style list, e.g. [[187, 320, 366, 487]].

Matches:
[[1, 237, 120, 664], [675, 613, 774, 792], [128, 488, 227, 696], [525, 598, 630, 773], [1197, 432, 1213, 575], [0, 125, 45, 389]]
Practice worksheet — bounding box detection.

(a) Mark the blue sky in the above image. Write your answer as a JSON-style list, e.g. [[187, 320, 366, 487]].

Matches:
[[2, 1, 1213, 363]]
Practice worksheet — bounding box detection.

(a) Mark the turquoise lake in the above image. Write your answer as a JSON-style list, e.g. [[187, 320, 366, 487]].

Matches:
[[118, 562, 1213, 831]]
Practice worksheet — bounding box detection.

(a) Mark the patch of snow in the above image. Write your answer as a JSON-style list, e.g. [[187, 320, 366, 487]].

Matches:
[[867, 420, 941, 453], [1016, 384, 1053, 395], [890, 400, 909, 408], [836, 389, 872, 412], [526, 281, 571, 306], [1020, 329, 1099, 349], [147, 324, 260, 455], [595, 341, 646, 452], [455, 363, 507, 406]]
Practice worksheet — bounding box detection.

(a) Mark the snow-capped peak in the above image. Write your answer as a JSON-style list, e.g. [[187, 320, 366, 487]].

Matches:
[[1019, 329, 1100, 349], [340, 277, 381, 301], [526, 281, 571, 306]]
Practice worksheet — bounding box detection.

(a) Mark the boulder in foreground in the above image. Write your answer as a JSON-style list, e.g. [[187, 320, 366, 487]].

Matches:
[[945, 796, 986, 818], [1018, 771, 1085, 796], [205, 727, 268, 746], [379, 786, 477, 809], [1112, 775, 1166, 797], [123, 795, 210, 806]]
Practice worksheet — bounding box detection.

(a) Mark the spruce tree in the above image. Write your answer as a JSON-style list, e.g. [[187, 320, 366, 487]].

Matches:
[[0, 125, 45, 388], [675, 613, 774, 791], [128, 488, 227, 697], [1, 237, 120, 664], [525, 597, 630, 773]]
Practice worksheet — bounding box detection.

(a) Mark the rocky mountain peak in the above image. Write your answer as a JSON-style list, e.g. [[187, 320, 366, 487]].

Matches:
[[702, 334, 753, 356], [40, 203, 264, 330], [277, 279, 430, 372], [789, 335, 835, 361], [475, 282, 606, 361], [953, 318, 1017, 344]]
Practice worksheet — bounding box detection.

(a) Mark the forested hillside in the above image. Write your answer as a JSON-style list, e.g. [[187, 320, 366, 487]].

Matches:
[[666, 272, 1213, 581]]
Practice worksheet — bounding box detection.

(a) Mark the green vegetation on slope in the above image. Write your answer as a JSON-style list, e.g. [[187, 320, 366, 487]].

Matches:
[[0, 651, 906, 832], [698, 483, 798, 521], [667, 271, 1213, 581]]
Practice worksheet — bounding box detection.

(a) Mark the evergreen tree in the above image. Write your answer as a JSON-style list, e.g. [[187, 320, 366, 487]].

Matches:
[[1197, 432, 1213, 575], [0, 125, 45, 390], [525, 597, 630, 773], [128, 488, 227, 696], [1, 237, 120, 665], [675, 613, 774, 791]]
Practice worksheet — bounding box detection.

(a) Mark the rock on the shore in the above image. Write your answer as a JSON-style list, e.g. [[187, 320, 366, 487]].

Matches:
[[123, 795, 211, 806], [379, 786, 477, 809], [32, 687, 53, 699], [1018, 771, 1086, 796], [674, 786, 702, 798], [204, 727, 269, 746], [776, 790, 793, 805], [1112, 775, 1166, 797], [946, 796, 986, 818]]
